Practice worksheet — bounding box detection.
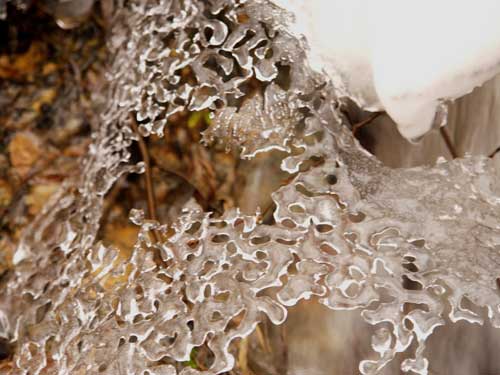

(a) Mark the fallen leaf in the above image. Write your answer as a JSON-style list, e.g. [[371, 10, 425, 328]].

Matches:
[[25, 183, 60, 215], [8, 131, 43, 178], [31, 88, 57, 113], [0, 179, 12, 208], [0, 43, 46, 80]]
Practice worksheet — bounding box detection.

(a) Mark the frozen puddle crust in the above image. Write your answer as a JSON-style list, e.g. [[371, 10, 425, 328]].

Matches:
[[2, 0, 500, 374]]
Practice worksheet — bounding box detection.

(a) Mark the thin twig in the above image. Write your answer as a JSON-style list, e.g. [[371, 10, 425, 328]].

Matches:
[[255, 324, 271, 353], [488, 146, 500, 159], [352, 111, 382, 136], [129, 113, 163, 246], [129, 113, 158, 222], [238, 337, 250, 374], [439, 126, 458, 159]]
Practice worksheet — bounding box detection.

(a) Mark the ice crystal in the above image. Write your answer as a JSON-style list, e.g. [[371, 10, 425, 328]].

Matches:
[[1, 0, 499, 374]]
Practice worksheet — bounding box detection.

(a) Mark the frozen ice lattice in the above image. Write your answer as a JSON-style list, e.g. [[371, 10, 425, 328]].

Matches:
[[0, 0, 499, 374]]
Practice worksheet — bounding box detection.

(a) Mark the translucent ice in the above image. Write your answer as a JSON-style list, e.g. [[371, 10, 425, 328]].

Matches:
[[1, 1, 499, 375]]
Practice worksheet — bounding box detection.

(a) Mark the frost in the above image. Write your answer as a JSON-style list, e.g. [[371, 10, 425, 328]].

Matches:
[[1, 0, 499, 374], [203, 83, 302, 158]]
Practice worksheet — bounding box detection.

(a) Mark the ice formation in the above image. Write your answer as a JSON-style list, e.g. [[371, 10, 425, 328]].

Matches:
[[274, 0, 500, 140], [1, 0, 500, 374]]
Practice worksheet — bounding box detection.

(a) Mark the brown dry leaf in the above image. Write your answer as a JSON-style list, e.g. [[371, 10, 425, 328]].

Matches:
[[0, 237, 15, 272], [89, 223, 139, 290], [238, 337, 250, 375], [0, 179, 12, 208], [62, 138, 92, 157], [41, 62, 58, 76], [25, 183, 60, 216], [103, 223, 139, 259], [213, 152, 237, 210], [0, 42, 46, 80], [31, 87, 57, 113], [8, 131, 43, 178], [150, 141, 217, 204], [190, 146, 217, 201]]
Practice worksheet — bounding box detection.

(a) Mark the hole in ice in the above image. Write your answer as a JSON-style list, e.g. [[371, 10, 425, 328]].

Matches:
[[211, 311, 223, 322], [250, 235, 270, 245], [203, 26, 214, 42], [402, 275, 423, 290], [410, 239, 426, 248], [295, 183, 316, 197], [276, 238, 297, 245], [35, 301, 52, 324], [204, 285, 212, 298], [403, 302, 429, 313], [299, 155, 325, 172], [233, 218, 245, 231], [135, 285, 144, 297], [214, 291, 230, 302], [129, 335, 138, 343], [156, 273, 173, 284], [251, 39, 268, 55], [159, 333, 177, 346], [343, 282, 360, 298], [459, 296, 485, 318], [233, 29, 256, 49], [199, 261, 215, 277], [289, 203, 305, 213], [316, 224, 334, 233], [404, 317, 414, 331], [286, 254, 300, 275], [186, 222, 201, 234], [227, 309, 246, 331], [133, 314, 145, 324], [325, 174, 338, 185], [187, 239, 199, 249], [226, 242, 237, 255], [402, 261, 419, 273], [281, 219, 297, 228], [274, 63, 291, 91], [348, 211, 366, 223], [320, 243, 339, 256], [255, 250, 267, 260]]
